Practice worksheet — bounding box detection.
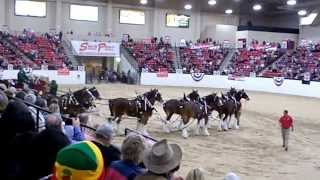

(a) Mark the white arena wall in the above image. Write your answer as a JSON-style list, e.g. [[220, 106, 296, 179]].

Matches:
[[1, 70, 85, 85], [141, 73, 320, 98]]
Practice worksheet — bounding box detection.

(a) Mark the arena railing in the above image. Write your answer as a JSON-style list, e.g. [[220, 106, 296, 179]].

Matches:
[[9, 96, 79, 131]]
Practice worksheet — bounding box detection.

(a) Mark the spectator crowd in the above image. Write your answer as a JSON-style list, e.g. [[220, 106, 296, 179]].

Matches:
[[0, 84, 240, 180], [0, 29, 72, 70], [122, 36, 176, 73]]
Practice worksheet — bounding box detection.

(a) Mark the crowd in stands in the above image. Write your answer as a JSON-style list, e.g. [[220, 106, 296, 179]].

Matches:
[[263, 44, 320, 81], [0, 30, 72, 70], [225, 40, 281, 77], [0, 84, 240, 180], [122, 36, 176, 73], [180, 38, 228, 74], [0, 32, 24, 69], [87, 68, 136, 84]]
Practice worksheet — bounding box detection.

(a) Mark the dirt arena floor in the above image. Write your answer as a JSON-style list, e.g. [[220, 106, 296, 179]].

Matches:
[[61, 84, 320, 180]]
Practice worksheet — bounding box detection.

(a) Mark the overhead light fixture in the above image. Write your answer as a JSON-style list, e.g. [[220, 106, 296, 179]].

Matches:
[[287, 0, 297, 6], [225, 9, 233, 14], [140, 0, 147, 5], [253, 4, 262, 11], [208, 0, 217, 6], [184, 4, 192, 10], [300, 13, 318, 25], [298, 10, 307, 16]]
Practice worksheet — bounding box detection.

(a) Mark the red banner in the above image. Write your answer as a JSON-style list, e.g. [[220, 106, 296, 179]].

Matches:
[[157, 68, 168, 77], [57, 68, 70, 76]]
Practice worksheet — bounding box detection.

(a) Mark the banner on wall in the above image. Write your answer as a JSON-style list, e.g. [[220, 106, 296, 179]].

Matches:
[[71, 41, 120, 57], [57, 68, 70, 76], [157, 68, 168, 78], [228, 74, 245, 81]]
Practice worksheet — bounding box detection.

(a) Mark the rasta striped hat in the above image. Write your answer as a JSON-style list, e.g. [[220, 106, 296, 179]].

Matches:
[[52, 141, 105, 180]]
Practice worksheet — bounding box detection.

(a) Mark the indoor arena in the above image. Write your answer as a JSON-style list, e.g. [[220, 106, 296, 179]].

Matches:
[[0, 0, 320, 180]]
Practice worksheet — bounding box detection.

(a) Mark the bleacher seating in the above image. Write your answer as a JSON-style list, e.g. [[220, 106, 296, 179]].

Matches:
[[264, 46, 320, 81], [0, 30, 71, 70], [0, 40, 24, 69], [227, 42, 280, 77], [179, 43, 227, 74], [122, 38, 175, 73]]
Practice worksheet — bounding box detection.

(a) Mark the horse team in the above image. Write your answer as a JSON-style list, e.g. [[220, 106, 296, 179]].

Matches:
[[47, 86, 250, 139], [107, 87, 250, 138]]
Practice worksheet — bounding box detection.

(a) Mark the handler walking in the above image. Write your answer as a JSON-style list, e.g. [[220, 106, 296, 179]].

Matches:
[[279, 110, 294, 151]]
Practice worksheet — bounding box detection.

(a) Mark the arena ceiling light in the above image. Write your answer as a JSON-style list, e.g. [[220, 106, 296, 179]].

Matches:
[[184, 4, 192, 10], [208, 0, 217, 6], [286, 0, 297, 6], [225, 9, 233, 14], [253, 4, 262, 11], [298, 10, 307, 16], [140, 0, 147, 5]]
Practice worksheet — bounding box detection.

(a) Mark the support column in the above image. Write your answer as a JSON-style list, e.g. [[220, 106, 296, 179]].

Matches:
[[55, 0, 62, 32], [152, 8, 159, 38], [106, 0, 113, 38], [194, 11, 201, 41], [0, 0, 7, 30]]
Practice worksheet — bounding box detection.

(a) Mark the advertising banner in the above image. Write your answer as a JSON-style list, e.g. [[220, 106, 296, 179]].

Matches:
[[71, 41, 120, 57]]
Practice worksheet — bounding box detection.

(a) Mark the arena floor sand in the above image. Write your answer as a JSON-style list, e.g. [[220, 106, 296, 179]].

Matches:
[[61, 84, 320, 180]]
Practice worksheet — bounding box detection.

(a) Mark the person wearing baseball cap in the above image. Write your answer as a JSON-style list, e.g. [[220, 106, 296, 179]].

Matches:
[[135, 139, 183, 180]]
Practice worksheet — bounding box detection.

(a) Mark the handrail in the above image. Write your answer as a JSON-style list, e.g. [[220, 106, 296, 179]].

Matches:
[[9, 96, 73, 129]]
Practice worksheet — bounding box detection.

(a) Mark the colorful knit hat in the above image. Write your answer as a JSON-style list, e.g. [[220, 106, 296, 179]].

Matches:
[[52, 141, 105, 180]]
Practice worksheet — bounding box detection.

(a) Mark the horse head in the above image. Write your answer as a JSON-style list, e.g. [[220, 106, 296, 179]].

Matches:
[[188, 89, 200, 102], [89, 87, 101, 100], [205, 93, 223, 107], [237, 89, 250, 101], [228, 87, 237, 97], [143, 89, 163, 105]]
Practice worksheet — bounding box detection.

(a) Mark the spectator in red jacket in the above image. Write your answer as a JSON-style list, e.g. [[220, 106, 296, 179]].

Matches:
[[279, 110, 294, 151]]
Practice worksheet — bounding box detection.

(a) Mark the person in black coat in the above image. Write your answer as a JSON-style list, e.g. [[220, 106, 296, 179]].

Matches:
[[27, 114, 71, 179]]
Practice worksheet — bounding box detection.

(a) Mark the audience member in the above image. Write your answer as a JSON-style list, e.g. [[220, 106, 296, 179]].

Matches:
[[35, 96, 49, 120], [24, 93, 46, 131], [186, 168, 206, 180], [52, 141, 106, 180], [0, 90, 9, 113], [15, 91, 27, 100], [107, 134, 146, 180], [5, 86, 16, 98], [64, 116, 85, 143], [135, 139, 183, 180], [224, 172, 240, 180], [91, 123, 121, 168], [0, 99, 36, 179], [49, 102, 60, 114], [27, 113, 70, 179]]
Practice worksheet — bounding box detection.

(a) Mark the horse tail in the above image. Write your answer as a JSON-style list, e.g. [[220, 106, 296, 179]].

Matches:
[[109, 100, 114, 116]]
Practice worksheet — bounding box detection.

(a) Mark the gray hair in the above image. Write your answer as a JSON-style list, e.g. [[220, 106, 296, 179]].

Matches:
[[46, 113, 63, 129], [49, 103, 60, 113], [186, 168, 206, 180], [121, 134, 145, 164]]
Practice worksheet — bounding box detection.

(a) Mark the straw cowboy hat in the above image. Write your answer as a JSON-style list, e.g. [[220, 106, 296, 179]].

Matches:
[[143, 139, 182, 174]]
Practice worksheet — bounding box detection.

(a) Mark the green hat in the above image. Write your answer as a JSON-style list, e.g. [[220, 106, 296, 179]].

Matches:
[[53, 141, 105, 180]]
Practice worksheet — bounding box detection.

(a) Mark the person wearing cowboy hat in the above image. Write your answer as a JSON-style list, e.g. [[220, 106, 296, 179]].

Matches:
[[135, 139, 183, 180]]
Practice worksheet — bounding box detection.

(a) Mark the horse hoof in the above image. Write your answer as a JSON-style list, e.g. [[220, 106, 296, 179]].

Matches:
[[163, 128, 171, 134], [203, 129, 210, 136], [182, 129, 189, 139]]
